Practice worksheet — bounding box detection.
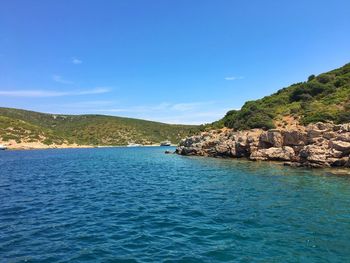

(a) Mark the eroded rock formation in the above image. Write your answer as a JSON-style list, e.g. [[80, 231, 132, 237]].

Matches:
[[176, 123, 350, 168]]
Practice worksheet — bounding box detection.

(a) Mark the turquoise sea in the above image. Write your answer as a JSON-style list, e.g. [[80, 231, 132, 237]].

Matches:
[[1, 147, 350, 262]]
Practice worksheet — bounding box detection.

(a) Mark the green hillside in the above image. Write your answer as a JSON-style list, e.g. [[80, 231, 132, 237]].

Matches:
[[0, 108, 199, 146], [214, 63, 350, 130]]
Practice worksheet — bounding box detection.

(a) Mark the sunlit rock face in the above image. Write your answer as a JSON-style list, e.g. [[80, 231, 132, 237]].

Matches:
[[176, 122, 350, 168]]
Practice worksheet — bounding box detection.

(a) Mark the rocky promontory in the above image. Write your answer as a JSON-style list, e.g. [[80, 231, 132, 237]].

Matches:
[[176, 122, 350, 168]]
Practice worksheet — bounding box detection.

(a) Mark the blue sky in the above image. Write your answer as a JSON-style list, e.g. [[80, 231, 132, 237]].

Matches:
[[1, 0, 350, 124]]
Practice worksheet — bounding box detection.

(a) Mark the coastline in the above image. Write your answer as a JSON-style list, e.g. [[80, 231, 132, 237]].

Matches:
[[176, 122, 350, 169], [0, 142, 94, 150], [0, 140, 177, 150]]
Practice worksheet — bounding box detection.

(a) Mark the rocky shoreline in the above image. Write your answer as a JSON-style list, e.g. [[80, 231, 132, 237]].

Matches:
[[176, 122, 350, 168]]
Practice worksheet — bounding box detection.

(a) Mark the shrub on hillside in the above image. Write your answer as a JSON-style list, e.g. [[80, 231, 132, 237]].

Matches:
[[308, 74, 315, 81], [222, 104, 275, 130], [316, 74, 334, 84]]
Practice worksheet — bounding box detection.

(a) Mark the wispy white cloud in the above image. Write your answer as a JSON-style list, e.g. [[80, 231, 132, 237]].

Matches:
[[92, 101, 229, 124], [52, 75, 73, 84], [0, 87, 110, 97], [0, 99, 230, 124], [77, 87, 110, 95], [0, 90, 66, 97], [95, 101, 214, 114], [72, 57, 82, 64], [153, 111, 229, 125], [6, 99, 231, 124], [224, 76, 244, 81]]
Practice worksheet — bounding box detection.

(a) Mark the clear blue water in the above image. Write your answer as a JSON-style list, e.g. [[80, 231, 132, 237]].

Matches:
[[1, 147, 350, 262]]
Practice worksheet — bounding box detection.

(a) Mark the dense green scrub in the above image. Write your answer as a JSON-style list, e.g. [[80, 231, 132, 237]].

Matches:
[[0, 108, 199, 145], [0, 115, 65, 144], [214, 63, 350, 130]]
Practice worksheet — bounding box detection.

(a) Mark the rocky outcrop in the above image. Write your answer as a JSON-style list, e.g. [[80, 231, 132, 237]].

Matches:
[[176, 123, 350, 168], [250, 146, 295, 161]]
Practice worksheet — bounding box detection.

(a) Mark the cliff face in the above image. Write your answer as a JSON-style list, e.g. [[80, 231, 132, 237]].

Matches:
[[176, 122, 350, 168]]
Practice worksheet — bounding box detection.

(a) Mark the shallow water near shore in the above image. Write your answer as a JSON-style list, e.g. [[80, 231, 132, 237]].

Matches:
[[1, 147, 350, 262]]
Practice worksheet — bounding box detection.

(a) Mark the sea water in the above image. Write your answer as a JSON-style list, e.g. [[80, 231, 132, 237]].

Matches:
[[1, 147, 350, 262]]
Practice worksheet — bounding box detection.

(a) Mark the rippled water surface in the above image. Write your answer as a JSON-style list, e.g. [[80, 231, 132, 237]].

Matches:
[[1, 147, 350, 262]]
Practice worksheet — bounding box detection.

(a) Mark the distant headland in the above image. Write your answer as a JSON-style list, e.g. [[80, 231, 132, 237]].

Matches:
[[0, 107, 199, 150]]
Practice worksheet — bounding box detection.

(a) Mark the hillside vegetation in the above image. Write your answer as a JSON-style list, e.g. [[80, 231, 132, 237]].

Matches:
[[0, 108, 199, 146], [214, 63, 350, 130]]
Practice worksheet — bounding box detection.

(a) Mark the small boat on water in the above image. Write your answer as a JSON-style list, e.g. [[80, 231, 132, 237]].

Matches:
[[127, 143, 143, 147], [160, 140, 171, 146], [0, 144, 7, 150]]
